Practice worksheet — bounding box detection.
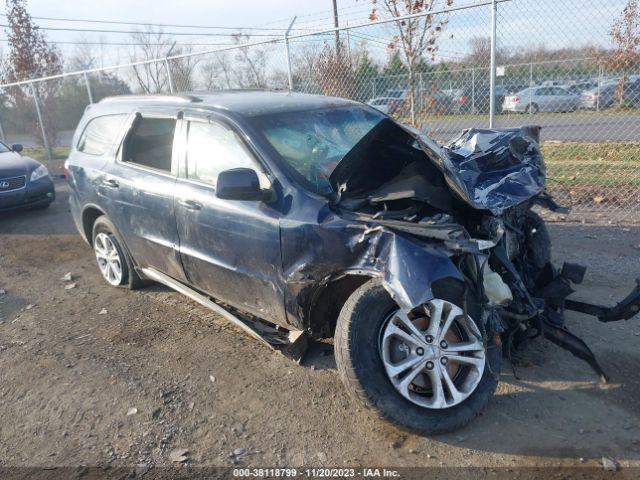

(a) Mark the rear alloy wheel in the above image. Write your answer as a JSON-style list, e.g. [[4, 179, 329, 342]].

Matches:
[[94, 232, 124, 286], [526, 103, 539, 114], [335, 280, 501, 435], [91, 215, 147, 289]]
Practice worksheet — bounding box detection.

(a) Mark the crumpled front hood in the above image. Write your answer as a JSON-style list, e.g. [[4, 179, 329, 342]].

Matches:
[[330, 120, 545, 215], [430, 126, 545, 214]]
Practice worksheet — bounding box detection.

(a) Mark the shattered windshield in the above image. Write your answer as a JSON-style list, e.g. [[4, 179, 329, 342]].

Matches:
[[250, 107, 383, 195]]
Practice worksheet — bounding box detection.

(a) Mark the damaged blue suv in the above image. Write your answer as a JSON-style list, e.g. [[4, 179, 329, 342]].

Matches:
[[67, 92, 640, 434]]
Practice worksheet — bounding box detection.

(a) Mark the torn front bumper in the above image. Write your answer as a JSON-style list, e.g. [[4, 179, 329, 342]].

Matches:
[[564, 278, 640, 323], [499, 251, 640, 383]]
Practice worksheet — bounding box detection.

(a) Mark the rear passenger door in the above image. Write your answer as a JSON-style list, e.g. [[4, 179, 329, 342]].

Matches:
[[173, 114, 285, 324], [551, 87, 572, 111], [534, 88, 553, 111], [101, 109, 186, 281], [624, 82, 640, 106]]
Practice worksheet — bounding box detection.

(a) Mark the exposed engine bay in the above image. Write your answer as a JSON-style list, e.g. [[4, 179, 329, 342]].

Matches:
[[328, 120, 640, 382]]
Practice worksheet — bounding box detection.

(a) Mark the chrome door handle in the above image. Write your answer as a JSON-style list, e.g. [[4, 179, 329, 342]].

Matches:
[[178, 199, 201, 211], [102, 179, 119, 189]]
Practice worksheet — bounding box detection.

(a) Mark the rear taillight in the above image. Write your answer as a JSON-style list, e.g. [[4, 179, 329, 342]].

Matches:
[[459, 95, 467, 105], [63, 160, 69, 180], [389, 100, 396, 109], [513, 96, 519, 103]]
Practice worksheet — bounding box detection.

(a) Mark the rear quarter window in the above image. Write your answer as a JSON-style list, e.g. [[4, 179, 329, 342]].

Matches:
[[122, 117, 176, 173], [77, 114, 127, 155]]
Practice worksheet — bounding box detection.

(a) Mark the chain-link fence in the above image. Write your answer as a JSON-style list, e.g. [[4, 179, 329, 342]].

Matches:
[[1, 0, 638, 223]]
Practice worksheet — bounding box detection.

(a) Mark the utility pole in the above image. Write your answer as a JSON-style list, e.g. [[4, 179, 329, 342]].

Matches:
[[332, 0, 340, 54], [488, 0, 497, 128], [165, 41, 177, 93], [284, 16, 297, 91]]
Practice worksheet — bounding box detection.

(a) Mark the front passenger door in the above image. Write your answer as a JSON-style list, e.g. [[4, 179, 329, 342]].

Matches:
[[174, 116, 285, 325], [535, 87, 553, 111]]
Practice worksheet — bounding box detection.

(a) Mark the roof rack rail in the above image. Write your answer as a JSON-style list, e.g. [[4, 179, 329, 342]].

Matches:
[[99, 94, 202, 104], [187, 88, 269, 94]]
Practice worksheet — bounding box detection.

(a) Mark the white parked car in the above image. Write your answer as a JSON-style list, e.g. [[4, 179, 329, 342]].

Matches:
[[502, 86, 579, 113], [366, 97, 400, 114]]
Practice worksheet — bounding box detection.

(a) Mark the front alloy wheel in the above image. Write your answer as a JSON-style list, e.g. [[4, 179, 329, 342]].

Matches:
[[335, 280, 501, 435], [379, 300, 485, 409], [94, 232, 123, 286]]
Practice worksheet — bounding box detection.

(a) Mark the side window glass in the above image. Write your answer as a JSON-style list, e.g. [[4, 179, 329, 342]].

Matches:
[[186, 121, 256, 185], [78, 114, 127, 155], [124, 117, 176, 173]]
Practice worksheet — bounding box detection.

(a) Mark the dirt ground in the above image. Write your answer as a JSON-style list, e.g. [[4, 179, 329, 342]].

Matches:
[[1, 180, 640, 472]]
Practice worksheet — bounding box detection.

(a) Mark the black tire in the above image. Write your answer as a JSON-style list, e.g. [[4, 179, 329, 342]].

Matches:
[[526, 103, 539, 114], [524, 210, 551, 270], [92, 215, 147, 290], [335, 280, 502, 435], [33, 201, 51, 210]]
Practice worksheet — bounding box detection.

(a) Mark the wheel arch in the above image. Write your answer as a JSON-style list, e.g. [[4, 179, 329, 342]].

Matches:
[[81, 204, 107, 245], [305, 271, 375, 339], [305, 272, 472, 339]]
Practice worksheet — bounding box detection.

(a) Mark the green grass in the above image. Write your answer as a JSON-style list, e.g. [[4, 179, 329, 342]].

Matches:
[[402, 107, 640, 124], [542, 142, 640, 186], [23, 143, 639, 188], [23, 147, 69, 171]]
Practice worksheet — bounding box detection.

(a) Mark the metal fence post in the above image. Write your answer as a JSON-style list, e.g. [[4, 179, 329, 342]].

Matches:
[[0, 117, 5, 143], [345, 23, 352, 65], [165, 58, 175, 93], [489, 0, 498, 128], [164, 41, 177, 93], [471, 68, 476, 113], [30, 81, 52, 166], [596, 64, 602, 111], [529, 62, 533, 116], [284, 17, 297, 91], [84, 72, 94, 104]]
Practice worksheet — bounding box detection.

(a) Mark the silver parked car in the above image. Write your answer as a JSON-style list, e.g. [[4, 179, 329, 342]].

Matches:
[[579, 83, 617, 109], [503, 86, 579, 113], [578, 82, 640, 109], [366, 97, 400, 114]]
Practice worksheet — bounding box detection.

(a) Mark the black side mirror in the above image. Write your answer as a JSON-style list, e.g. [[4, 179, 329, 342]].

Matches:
[[216, 168, 265, 201], [11, 143, 23, 153]]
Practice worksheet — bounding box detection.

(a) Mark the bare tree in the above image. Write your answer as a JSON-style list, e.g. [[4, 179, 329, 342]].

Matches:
[[366, 0, 454, 124], [68, 35, 97, 71], [168, 44, 200, 92], [602, 0, 640, 106], [229, 32, 268, 88], [201, 52, 235, 90], [129, 27, 171, 93], [466, 36, 509, 66], [200, 32, 268, 90], [315, 42, 355, 98], [291, 44, 321, 92], [2, 0, 62, 150]]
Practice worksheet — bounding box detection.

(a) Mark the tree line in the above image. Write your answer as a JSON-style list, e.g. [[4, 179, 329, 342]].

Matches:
[[1, 0, 637, 146]]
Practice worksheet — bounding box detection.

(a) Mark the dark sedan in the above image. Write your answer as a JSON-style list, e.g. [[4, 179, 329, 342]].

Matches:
[[0, 142, 55, 212], [456, 85, 507, 114]]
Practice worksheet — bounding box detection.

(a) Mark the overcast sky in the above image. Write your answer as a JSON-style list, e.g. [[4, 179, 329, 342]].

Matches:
[[9, 0, 364, 29], [0, 0, 627, 70]]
